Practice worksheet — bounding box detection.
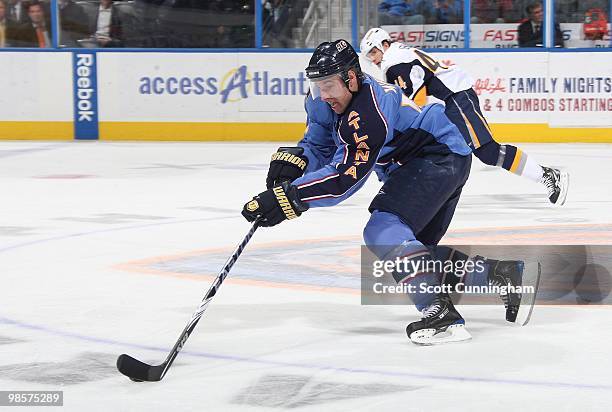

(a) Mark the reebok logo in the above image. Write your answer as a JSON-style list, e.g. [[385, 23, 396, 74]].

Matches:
[[75, 54, 96, 122], [72, 51, 99, 139]]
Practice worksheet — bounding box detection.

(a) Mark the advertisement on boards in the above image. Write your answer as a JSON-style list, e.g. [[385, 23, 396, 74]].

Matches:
[[383, 23, 611, 48], [431, 52, 612, 127], [96, 51, 611, 129], [97, 53, 310, 123]]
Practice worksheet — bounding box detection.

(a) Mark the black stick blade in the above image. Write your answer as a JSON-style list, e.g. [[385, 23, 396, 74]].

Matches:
[[117, 354, 165, 382]]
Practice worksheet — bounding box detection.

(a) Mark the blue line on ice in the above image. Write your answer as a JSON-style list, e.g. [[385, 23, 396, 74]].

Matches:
[[1, 315, 610, 392]]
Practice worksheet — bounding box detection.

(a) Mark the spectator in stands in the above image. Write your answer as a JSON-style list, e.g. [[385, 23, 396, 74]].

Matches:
[[262, 0, 272, 38], [471, 0, 518, 23], [263, 0, 290, 47], [424, 0, 462, 24], [545, 0, 608, 25], [378, 0, 425, 25], [6, 0, 28, 24], [89, 0, 123, 47], [212, 25, 232, 48], [578, 0, 609, 39], [58, 0, 88, 47], [10, 1, 51, 47], [518, 2, 564, 47]]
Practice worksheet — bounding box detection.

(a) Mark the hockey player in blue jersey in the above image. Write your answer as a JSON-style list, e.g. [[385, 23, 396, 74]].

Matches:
[[290, 89, 536, 328], [241, 39, 511, 345], [360, 28, 569, 206]]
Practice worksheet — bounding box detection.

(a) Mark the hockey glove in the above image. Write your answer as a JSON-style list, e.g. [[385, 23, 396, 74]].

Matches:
[[266, 146, 309, 189], [242, 181, 309, 227]]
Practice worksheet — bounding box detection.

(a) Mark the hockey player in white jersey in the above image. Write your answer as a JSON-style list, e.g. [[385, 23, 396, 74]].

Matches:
[[360, 28, 569, 205]]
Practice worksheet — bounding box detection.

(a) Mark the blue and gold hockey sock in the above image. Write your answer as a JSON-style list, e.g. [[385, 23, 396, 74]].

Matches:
[[475, 142, 544, 183], [499, 145, 544, 182]]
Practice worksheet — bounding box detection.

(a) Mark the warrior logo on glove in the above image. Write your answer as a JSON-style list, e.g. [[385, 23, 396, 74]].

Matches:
[[266, 147, 309, 189], [242, 181, 309, 227], [270, 151, 307, 170], [272, 186, 298, 219], [246, 200, 259, 212]]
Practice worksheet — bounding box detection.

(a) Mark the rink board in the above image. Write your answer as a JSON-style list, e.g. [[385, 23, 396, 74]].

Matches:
[[0, 53, 73, 140], [0, 51, 610, 141]]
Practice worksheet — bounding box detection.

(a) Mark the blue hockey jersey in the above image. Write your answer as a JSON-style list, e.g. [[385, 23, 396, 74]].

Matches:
[[293, 74, 470, 208]]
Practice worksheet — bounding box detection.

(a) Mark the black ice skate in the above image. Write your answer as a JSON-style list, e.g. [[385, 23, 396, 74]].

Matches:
[[406, 294, 472, 345], [483, 257, 542, 326], [541, 166, 569, 205]]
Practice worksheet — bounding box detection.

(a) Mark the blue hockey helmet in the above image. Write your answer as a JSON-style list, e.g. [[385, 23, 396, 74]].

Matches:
[[305, 39, 363, 86]]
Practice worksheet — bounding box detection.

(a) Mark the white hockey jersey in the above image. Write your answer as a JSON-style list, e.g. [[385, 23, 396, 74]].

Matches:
[[380, 43, 474, 101]]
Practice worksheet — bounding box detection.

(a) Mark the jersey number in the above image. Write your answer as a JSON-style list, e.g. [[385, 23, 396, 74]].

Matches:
[[394, 75, 408, 90], [413, 49, 448, 73]]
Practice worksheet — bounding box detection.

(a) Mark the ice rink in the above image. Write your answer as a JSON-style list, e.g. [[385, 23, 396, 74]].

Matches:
[[1, 141, 611, 411]]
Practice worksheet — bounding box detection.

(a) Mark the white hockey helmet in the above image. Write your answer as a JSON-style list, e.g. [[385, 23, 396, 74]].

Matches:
[[360, 28, 391, 60]]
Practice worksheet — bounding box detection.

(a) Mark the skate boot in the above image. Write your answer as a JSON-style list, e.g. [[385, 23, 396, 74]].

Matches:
[[406, 294, 472, 345], [482, 257, 542, 326], [540, 166, 569, 205]]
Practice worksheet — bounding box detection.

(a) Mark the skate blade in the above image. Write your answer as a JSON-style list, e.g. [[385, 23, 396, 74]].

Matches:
[[514, 262, 542, 326], [555, 170, 569, 206], [409, 323, 472, 346]]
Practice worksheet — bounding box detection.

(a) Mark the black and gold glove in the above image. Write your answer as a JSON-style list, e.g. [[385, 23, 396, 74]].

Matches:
[[242, 181, 309, 227], [266, 147, 309, 189]]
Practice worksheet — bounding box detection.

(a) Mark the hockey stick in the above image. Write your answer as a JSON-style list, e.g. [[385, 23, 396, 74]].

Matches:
[[116, 220, 260, 382]]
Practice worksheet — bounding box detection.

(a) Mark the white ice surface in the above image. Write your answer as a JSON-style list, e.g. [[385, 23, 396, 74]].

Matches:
[[0, 141, 611, 411]]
